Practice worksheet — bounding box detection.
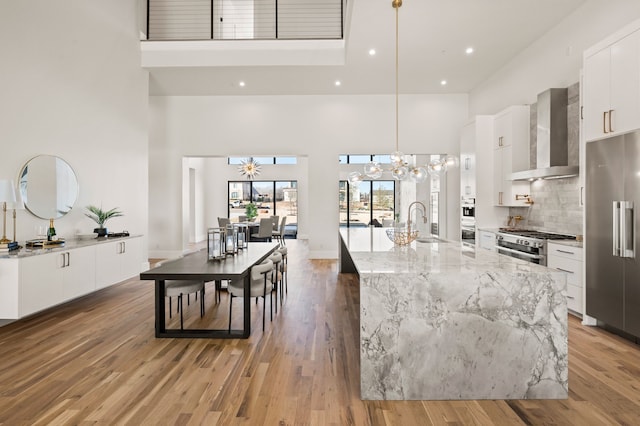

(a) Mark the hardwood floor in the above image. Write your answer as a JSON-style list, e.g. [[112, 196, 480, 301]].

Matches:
[[1, 240, 640, 425]]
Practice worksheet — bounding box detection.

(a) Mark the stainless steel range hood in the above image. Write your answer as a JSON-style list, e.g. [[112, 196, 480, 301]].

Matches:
[[510, 88, 579, 181]]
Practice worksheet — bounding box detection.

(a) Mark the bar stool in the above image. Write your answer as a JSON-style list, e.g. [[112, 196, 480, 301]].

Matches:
[[165, 280, 205, 330]]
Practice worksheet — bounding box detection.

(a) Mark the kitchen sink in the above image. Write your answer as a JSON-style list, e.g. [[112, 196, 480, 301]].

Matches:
[[416, 237, 447, 243]]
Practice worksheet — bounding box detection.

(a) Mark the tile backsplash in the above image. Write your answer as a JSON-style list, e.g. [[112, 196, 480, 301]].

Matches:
[[509, 177, 582, 235], [509, 81, 583, 236]]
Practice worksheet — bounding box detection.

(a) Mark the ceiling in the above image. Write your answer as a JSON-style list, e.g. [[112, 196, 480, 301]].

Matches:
[[147, 0, 586, 96]]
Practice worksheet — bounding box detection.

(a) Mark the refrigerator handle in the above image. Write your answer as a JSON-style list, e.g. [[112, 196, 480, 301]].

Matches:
[[613, 201, 620, 257], [622, 201, 635, 258]]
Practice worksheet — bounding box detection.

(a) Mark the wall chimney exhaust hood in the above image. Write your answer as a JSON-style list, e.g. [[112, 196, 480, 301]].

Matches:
[[510, 88, 579, 181]]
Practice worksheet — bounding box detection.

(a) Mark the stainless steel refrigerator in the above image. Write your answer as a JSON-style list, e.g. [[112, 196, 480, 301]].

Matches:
[[586, 131, 640, 336]]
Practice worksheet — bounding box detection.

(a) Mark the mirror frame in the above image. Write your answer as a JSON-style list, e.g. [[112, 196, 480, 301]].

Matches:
[[18, 155, 79, 220]]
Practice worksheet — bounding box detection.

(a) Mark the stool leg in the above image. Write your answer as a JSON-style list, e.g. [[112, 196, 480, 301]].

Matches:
[[169, 297, 172, 318], [179, 294, 184, 331], [228, 295, 233, 333]]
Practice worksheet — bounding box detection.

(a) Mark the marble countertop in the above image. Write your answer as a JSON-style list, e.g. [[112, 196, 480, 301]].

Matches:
[[548, 239, 583, 249], [340, 228, 556, 275], [0, 234, 142, 260]]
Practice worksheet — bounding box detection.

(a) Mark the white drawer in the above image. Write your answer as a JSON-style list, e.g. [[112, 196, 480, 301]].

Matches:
[[547, 243, 583, 261], [548, 256, 582, 287], [566, 283, 582, 314]]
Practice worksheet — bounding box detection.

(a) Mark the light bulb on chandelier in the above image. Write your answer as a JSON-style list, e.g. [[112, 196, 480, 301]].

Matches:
[[355, 0, 458, 183]]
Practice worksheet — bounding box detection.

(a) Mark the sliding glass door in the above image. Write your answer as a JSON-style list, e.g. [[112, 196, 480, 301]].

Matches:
[[228, 180, 297, 237], [339, 180, 395, 227]]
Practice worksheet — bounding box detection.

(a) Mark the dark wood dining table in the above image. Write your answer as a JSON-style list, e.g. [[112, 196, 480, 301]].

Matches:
[[140, 242, 279, 338]]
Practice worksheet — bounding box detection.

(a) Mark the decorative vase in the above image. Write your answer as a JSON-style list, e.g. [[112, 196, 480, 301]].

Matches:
[[94, 227, 108, 237]]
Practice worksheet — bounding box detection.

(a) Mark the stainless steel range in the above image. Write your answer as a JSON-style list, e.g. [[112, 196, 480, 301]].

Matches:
[[495, 229, 576, 266]]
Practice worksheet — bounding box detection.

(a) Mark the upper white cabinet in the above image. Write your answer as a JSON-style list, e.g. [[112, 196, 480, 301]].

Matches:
[[492, 106, 531, 207], [460, 121, 476, 198], [583, 25, 640, 142]]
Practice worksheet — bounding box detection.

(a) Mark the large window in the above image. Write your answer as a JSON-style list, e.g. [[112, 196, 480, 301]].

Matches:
[[339, 180, 395, 227], [228, 180, 298, 236]]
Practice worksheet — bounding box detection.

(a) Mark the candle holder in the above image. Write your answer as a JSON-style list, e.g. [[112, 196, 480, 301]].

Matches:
[[225, 224, 238, 256], [235, 222, 248, 249], [207, 227, 226, 260]]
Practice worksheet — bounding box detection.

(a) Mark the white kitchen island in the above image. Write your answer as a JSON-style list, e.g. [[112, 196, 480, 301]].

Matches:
[[339, 227, 568, 401]]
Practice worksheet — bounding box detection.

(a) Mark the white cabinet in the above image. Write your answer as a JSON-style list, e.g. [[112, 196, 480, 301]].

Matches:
[[583, 27, 640, 142], [460, 122, 476, 198], [19, 246, 96, 317], [0, 235, 143, 319], [95, 238, 143, 289], [492, 106, 531, 207], [547, 242, 583, 315], [478, 230, 496, 251]]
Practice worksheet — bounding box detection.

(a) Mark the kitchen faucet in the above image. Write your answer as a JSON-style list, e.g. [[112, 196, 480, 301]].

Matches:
[[407, 201, 428, 235]]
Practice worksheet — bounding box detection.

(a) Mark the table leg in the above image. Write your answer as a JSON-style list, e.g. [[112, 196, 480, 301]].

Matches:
[[243, 273, 251, 338], [155, 279, 166, 337]]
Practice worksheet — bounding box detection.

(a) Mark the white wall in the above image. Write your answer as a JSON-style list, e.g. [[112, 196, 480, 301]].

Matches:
[[149, 94, 467, 258], [470, 0, 640, 115], [0, 1, 149, 260]]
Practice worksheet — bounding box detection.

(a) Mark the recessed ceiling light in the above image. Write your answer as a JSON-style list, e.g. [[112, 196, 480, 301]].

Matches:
[[440, 80, 447, 86], [465, 47, 474, 55], [369, 48, 376, 56], [239, 81, 246, 87], [335, 80, 342, 86]]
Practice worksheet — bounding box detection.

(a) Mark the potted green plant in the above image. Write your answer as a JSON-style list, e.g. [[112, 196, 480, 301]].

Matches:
[[85, 205, 123, 237], [245, 203, 258, 222]]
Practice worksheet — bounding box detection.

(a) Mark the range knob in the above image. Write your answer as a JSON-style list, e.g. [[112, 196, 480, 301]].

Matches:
[[523, 241, 530, 246], [517, 239, 523, 244], [496, 235, 503, 241]]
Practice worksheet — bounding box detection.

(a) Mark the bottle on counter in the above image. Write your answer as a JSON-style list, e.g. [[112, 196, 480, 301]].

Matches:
[[47, 218, 56, 241]]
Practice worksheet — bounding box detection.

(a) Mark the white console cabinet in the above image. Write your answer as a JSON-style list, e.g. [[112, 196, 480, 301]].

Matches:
[[0, 235, 143, 320], [20, 246, 96, 317], [95, 238, 142, 290]]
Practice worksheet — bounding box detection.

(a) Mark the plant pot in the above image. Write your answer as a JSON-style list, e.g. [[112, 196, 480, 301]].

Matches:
[[94, 227, 108, 237]]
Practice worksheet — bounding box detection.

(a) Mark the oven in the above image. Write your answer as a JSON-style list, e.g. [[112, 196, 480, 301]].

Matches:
[[495, 241, 546, 265], [495, 230, 577, 266], [461, 224, 475, 247], [461, 197, 475, 219], [495, 232, 547, 265]]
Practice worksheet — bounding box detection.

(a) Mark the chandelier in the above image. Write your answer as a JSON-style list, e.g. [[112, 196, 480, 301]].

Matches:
[[238, 157, 261, 180], [349, 0, 458, 185]]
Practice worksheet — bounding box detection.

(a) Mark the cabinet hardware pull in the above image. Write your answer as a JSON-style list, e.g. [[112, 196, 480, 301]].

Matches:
[[580, 106, 583, 120], [557, 249, 575, 255], [465, 158, 470, 170], [122, 242, 126, 254], [567, 296, 575, 300], [556, 267, 574, 274], [580, 186, 584, 206], [609, 109, 614, 132], [66, 252, 70, 267], [603, 111, 608, 133]]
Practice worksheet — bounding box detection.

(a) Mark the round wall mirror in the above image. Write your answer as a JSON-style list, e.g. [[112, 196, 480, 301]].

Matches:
[[19, 155, 79, 219]]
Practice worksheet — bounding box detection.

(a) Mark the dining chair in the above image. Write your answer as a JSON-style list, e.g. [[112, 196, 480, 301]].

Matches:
[[165, 280, 205, 331], [272, 216, 288, 244], [251, 218, 273, 242], [227, 259, 274, 332], [266, 251, 283, 313], [276, 245, 288, 303], [218, 217, 231, 227], [270, 215, 280, 231]]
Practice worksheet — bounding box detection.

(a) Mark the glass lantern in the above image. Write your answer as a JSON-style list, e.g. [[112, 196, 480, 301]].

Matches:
[[207, 227, 226, 260], [235, 223, 248, 249], [225, 224, 238, 256]]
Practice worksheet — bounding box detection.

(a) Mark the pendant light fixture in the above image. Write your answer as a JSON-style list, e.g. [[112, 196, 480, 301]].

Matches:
[[353, 0, 455, 184], [238, 157, 261, 180]]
